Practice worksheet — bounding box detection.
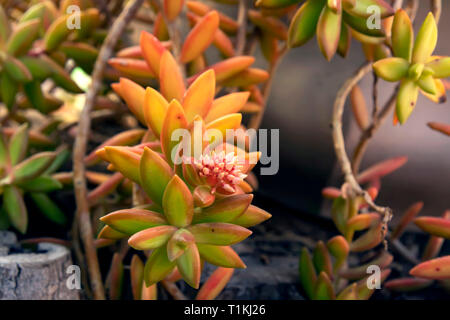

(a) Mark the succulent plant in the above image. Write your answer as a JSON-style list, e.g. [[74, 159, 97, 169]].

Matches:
[[95, 30, 271, 289], [373, 10, 449, 124], [0, 124, 67, 233], [0, 1, 102, 115], [286, 0, 394, 60]]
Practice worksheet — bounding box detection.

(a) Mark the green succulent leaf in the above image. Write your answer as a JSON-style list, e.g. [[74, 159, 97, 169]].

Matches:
[[418, 74, 437, 95], [342, 11, 385, 37], [8, 123, 28, 165], [12, 152, 56, 183], [0, 72, 18, 110], [100, 209, 167, 235], [3, 185, 27, 234], [144, 245, 176, 286], [188, 222, 252, 246], [230, 204, 272, 228], [299, 247, 317, 299], [30, 192, 66, 225], [197, 243, 246, 268], [6, 19, 40, 56], [392, 9, 413, 61], [19, 56, 54, 81], [313, 241, 333, 278], [0, 5, 11, 47], [4, 56, 32, 83], [176, 243, 201, 289], [98, 225, 127, 240], [193, 194, 253, 224], [314, 272, 335, 300], [128, 225, 177, 250], [0, 134, 7, 168], [396, 79, 419, 124], [167, 228, 195, 261], [17, 176, 62, 192], [140, 147, 173, 206], [373, 57, 409, 82], [317, 5, 342, 61], [412, 13, 437, 64], [343, 0, 394, 19], [130, 255, 144, 300], [162, 175, 194, 228], [288, 0, 326, 48], [426, 57, 450, 78], [104, 146, 141, 183]]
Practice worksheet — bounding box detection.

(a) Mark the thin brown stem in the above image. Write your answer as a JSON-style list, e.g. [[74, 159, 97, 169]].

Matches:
[[431, 0, 442, 24], [72, 0, 144, 300], [236, 0, 248, 55], [331, 62, 392, 223], [161, 280, 188, 300]]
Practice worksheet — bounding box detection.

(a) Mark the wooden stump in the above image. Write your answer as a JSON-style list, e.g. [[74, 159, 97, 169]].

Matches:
[[0, 231, 80, 300]]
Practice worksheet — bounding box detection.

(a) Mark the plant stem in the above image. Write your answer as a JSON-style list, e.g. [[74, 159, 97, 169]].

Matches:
[[236, 0, 248, 55], [161, 280, 188, 300], [331, 62, 392, 222], [72, 0, 144, 300]]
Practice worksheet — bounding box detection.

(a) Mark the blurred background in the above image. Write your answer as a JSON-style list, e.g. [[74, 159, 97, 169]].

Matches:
[[256, 2, 450, 223]]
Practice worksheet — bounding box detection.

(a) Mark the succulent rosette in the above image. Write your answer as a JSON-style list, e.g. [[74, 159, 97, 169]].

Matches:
[[0, 125, 65, 233], [97, 29, 271, 289], [286, 0, 394, 60], [0, 1, 102, 114], [373, 11, 449, 124]]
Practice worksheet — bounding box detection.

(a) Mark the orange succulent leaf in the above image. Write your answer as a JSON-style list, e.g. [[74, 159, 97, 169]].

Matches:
[[193, 194, 253, 224], [385, 277, 433, 292], [326, 235, 349, 271], [391, 201, 424, 240], [180, 11, 220, 63], [159, 50, 186, 101], [350, 223, 383, 252], [108, 58, 156, 78], [414, 216, 450, 239], [162, 175, 194, 228], [221, 68, 270, 87], [85, 129, 146, 166], [196, 267, 234, 300], [183, 69, 216, 123], [248, 9, 288, 40], [154, 13, 170, 41], [206, 91, 250, 122], [143, 87, 169, 138], [339, 252, 393, 280], [100, 208, 167, 235], [104, 146, 141, 183], [130, 255, 145, 300], [356, 269, 391, 300], [188, 56, 255, 84], [186, 1, 238, 34], [428, 121, 450, 136], [163, 0, 184, 21], [356, 156, 408, 184], [160, 99, 188, 167], [141, 283, 158, 300], [321, 186, 341, 199], [98, 225, 127, 240], [346, 213, 381, 232], [205, 113, 242, 145], [140, 147, 173, 206], [193, 185, 215, 208], [112, 78, 146, 125], [197, 243, 246, 268], [410, 256, 450, 280], [140, 31, 167, 75]]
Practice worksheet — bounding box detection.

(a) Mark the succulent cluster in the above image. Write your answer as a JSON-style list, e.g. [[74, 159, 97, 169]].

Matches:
[[0, 0, 102, 114], [0, 124, 67, 233], [373, 11, 450, 124], [300, 156, 408, 299]]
